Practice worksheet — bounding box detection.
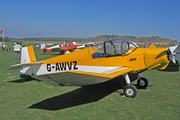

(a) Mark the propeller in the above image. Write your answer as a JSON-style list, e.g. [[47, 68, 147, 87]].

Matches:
[[168, 44, 178, 64]]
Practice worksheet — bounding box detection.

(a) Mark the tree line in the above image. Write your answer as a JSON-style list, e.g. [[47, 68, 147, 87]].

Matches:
[[4, 35, 179, 45], [0, 37, 11, 42]]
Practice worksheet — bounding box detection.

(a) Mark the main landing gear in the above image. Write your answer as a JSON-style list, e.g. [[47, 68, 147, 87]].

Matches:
[[123, 73, 148, 98]]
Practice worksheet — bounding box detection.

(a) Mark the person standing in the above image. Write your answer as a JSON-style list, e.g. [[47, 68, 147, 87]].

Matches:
[[144, 42, 148, 48], [13, 42, 21, 59], [9, 45, 11, 51], [2, 44, 5, 51], [36, 44, 39, 49]]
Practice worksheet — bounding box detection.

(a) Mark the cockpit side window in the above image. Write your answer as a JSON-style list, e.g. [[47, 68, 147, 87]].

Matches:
[[104, 41, 116, 56], [121, 41, 129, 54], [91, 39, 137, 58], [113, 41, 122, 55]]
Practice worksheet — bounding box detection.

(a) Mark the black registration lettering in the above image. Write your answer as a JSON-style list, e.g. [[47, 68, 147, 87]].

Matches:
[[55, 63, 60, 71], [59, 62, 66, 71], [47, 64, 51, 72], [47, 61, 78, 72], [73, 61, 78, 70], [67, 61, 72, 70]]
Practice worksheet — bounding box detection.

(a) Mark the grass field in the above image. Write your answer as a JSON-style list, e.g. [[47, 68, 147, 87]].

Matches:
[[0, 42, 180, 120]]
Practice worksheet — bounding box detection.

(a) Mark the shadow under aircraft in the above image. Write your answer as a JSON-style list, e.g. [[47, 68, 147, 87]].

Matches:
[[28, 73, 138, 111]]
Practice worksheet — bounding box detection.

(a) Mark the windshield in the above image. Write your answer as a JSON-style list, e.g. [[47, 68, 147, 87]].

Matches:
[[92, 39, 137, 58]]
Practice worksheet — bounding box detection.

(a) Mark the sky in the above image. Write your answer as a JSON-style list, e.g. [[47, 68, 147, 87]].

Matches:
[[0, 0, 180, 41]]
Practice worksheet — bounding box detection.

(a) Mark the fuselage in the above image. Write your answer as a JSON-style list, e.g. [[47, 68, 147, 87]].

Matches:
[[18, 39, 170, 86], [41, 44, 79, 52], [32, 45, 170, 86], [40, 47, 169, 74]]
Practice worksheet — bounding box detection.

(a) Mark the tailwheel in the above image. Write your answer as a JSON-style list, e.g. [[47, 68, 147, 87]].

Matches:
[[137, 77, 148, 89], [124, 85, 137, 98], [27, 76, 31, 81]]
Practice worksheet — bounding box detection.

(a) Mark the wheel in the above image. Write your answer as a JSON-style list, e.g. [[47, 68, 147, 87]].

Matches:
[[124, 85, 137, 98], [137, 77, 148, 89]]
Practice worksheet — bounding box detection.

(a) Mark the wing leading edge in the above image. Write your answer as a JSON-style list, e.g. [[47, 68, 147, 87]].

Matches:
[[68, 67, 134, 79]]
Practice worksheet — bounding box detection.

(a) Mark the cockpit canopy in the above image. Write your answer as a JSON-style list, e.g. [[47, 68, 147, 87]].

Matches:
[[92, 39, 137, 58]]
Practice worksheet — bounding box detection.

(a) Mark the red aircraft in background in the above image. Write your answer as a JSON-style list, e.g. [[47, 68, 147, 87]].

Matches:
[[40, 41, 85, 54]]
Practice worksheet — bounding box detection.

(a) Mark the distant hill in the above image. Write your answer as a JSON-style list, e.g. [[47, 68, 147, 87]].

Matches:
[[13, 35, 178, 45]]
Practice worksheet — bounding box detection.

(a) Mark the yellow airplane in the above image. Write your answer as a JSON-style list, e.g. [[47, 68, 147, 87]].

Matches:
[[6, 39, 174, 98]]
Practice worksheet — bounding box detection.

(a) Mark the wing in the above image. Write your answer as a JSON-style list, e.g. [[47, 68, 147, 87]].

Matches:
[[70, 66, 133, 79], [34, 66, 134, 86]]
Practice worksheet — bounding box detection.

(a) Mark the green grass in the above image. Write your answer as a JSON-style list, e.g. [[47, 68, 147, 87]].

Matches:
[[0, 42, 180, 120]]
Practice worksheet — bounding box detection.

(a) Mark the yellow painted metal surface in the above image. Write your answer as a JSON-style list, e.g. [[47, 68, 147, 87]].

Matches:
[[27, 46, 37, 62], [42, 47, 146, 72], [42, 47, 169, 73], [144, 48, 169, 70], [149, 44, 156, 48]]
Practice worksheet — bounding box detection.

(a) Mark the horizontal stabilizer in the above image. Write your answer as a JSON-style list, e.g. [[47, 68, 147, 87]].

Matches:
[[5, 62, 42, 71]]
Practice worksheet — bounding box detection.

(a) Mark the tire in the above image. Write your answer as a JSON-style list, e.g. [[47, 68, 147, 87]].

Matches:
[[137, 77, 148, 89], [124, 85, 137, 98]]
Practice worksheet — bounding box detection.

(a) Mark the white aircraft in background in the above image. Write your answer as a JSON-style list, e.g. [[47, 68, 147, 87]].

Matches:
[[41, 41, 96, 54]]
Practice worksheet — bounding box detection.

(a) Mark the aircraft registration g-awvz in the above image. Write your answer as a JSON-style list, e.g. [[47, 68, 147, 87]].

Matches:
[[6, 39, 179, 98]]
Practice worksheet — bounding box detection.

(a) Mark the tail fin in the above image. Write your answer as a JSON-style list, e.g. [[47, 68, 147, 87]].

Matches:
[[72, 41, 77, 44], [6, 46, 42, 75], [149, 44, 156, 48], [41, 43, 46, 49], [21, 46, 36, 64]]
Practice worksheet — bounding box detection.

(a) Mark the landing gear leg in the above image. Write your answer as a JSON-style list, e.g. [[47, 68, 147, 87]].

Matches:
[[137, 73, 148, 89], [60, 51, 64, 55], [123, 73, 137, 98]]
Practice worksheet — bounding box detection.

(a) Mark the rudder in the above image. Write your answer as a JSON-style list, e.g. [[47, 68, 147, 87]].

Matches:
[[21, 46, 36, 64]]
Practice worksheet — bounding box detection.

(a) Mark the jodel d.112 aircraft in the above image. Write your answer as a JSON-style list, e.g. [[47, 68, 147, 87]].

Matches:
[[6, 39, 179, 98]]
